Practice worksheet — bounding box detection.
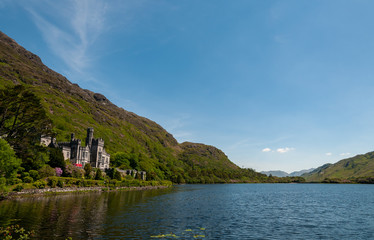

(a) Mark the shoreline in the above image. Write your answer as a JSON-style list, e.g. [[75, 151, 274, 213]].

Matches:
[[2, 185, 172, 200]]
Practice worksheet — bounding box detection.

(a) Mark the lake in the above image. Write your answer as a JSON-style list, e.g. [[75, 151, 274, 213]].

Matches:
[[0, 184, 374, 239]]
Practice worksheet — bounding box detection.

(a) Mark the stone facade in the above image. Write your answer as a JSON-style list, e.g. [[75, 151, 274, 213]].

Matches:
[[41, 128, 110, 170], [116, 169, 147, 181]]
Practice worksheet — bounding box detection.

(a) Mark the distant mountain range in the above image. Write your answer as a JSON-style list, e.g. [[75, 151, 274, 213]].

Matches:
[[261, 168, 315, 177], [302, 152, 374, 182]]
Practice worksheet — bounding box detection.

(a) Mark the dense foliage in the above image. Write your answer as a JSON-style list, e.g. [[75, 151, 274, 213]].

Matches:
[[0, 138, 21, 179]]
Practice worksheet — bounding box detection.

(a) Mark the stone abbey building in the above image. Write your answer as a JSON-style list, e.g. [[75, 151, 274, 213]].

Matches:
[[41, 128, 110, 170]]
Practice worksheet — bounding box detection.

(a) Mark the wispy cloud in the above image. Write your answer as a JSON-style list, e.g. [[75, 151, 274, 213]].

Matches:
[[262, 148, 272, 152], [162, 114, 193, 142], [325, 152, 332, 156], [24, 0, 108, 74], [276, 147, 294, 153]]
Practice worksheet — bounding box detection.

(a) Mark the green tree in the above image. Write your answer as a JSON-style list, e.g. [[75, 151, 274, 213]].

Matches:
[[48, 148, 66, 169], [84, 163, 92, 179], [0, 85, 53, 169], [113, 169, 122, 181], [111, 152, 130, 168], [38, 165, 56, 178], [0, 138, 21, 179], [95, 168, 103, 180]]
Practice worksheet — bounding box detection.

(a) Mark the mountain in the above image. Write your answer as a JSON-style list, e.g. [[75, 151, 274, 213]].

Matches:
[[0, 31, 266, 183], [288, 168, 315, 177], [302, 152, 374, 182], [261, 170, 288, 177], [261, 168, 315, 177]]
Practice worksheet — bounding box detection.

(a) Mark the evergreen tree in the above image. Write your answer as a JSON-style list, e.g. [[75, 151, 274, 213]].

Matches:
[[0, 85, 52, 169], [95, 168, 103, 180], [84, 163, 92, 179], [48, 148, 66, 169], [113, 169, 122, 181]]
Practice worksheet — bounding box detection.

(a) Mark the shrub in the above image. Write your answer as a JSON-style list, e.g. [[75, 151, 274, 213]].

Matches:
[[38, 165, 56, 178], [33, 180, 47, 189], [109, 179, 118, 186], [0, 177, 6, 186], [95, 168, 103, 180], [55, 167, 63, 177], [113, 169, 122, 181], [6, 178, 22, 185], [47, 177, 58, 188], [57, 178, 64, 188], [21, 172, 30, 180], [65, 164, 84, 178], [84, 164, 92, 179], [72, 168, 84, 179], [29, 170, 39, 181], [13, 184, 24, 192], [74, 179, 83, 187], [23, 176, 34, 183]]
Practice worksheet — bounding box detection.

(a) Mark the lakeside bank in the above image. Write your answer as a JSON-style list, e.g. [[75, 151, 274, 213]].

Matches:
[[2, 184, 172, 200]]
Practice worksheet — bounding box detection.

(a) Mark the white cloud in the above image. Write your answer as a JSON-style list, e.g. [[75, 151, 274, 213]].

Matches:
[[276, 147, 294, 153], [340, 153, 351, 156], [325, 152, 332, 156], [262, 148, 271, 152], [25, 0, 108, 74]]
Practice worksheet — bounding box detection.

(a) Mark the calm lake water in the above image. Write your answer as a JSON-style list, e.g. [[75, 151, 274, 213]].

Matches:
[[0, 184, 374, 239]]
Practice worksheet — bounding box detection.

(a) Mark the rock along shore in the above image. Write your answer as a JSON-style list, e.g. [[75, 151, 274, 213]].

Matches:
[[3, 185, 171, 200]]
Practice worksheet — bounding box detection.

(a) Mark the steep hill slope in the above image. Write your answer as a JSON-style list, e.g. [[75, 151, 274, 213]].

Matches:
[[0, 31, 264, 183], [302, 152, 374, 182]]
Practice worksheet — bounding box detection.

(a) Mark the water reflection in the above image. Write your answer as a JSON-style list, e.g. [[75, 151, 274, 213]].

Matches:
[[0, 188, 174, 239]]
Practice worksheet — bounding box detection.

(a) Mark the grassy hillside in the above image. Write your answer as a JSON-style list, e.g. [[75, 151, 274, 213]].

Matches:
[[303, 152, 374, 182], [0, 30, 268, 183]]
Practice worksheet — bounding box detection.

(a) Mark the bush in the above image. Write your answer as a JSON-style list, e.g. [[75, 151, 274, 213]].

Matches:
[[72, 168, 84, 179], [55, 167, 63, 177], [95, 168, 103, 180], [113, 169, 122, 181], [13, 184, 24, 192], [33, 180, 47, 189], [57, 178, 64, 188], [47, 177, 58, 188], [21, 172, 30, 179], [0, 177, 6, 186], [109, 179, 118, 186], [23, 176, 34, 183], [65, 164, 84, 178], [84, 164, 92, 179], [29, 170, 39, 181], [6, 178, 22, 185], [73, 179, 83, 187], [82, 180, 97, 187], [38, 165, 56, 178]]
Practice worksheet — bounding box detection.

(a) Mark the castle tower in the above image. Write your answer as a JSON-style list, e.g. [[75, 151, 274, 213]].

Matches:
[[86, 128, 94, 148]]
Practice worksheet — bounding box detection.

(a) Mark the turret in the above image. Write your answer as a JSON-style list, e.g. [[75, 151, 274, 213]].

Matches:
[[86, 128, 94, 147]]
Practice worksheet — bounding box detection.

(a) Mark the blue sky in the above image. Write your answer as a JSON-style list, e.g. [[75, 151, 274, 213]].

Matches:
[[2, 0, 374, 172]]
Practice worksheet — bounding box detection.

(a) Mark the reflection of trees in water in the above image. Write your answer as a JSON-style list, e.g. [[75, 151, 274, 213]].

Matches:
[[0, 193, 109, 239], [0, 188, 174, 239]]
